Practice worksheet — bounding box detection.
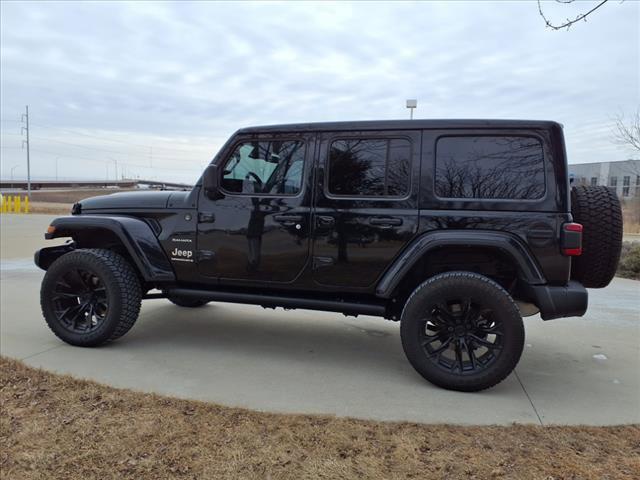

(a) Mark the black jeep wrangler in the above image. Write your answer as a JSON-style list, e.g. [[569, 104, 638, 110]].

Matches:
[[35, 120, 623, 392]]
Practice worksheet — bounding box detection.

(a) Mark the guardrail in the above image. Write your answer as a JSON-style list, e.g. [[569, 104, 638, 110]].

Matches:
[[0, 195, 30, 214], [0, 179, 193, 190]]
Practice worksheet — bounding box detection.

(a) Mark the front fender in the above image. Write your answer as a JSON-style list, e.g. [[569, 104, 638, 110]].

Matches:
[[376, 230, 546, 298], [39, 215, 175, 282]]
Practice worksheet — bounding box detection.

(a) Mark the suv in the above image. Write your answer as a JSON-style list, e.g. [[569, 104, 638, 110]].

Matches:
[[35, 120, 623, 391]]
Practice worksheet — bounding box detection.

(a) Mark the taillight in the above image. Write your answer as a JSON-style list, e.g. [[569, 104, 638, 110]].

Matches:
[[562, 222, 583, 256]]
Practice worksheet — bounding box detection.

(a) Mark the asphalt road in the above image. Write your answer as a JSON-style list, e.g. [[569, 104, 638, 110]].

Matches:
[[1, 214, 639, 425]]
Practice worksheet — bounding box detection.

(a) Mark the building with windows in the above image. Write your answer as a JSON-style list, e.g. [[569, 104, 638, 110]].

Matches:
[[569, 159, 640, 199]]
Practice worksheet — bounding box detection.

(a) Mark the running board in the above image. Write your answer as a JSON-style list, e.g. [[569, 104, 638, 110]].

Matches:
[[163, 288, 387, 317]]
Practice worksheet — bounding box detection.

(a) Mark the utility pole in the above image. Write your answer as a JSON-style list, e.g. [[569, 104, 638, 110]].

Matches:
[[21, 105, 31, 198], [110, 157, 118, 182], [10, 165, 20, 187]]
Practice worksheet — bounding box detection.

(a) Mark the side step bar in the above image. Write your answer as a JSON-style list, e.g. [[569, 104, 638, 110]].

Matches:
[[163, 288, 387, 317]]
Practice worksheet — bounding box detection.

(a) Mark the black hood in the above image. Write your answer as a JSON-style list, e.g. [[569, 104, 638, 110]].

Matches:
[[78, 190, 190, 212]]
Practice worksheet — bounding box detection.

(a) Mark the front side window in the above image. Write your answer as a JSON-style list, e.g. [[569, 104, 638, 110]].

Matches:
[[328, 138, 411, 197], [435, 136, 545, 200], [221, 140, 305, 195]]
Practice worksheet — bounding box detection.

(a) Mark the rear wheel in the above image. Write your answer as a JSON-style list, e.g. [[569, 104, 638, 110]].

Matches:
[[400, 271, 524, 392], [40, 249, 142, 347]]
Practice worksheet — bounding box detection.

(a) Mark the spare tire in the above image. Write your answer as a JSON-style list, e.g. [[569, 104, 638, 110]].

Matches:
[[570, 186, 623, 288]]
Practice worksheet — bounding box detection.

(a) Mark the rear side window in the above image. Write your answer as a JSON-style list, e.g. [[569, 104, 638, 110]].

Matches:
[[435, 136, 545, 200], [328, 138, 411, 197]]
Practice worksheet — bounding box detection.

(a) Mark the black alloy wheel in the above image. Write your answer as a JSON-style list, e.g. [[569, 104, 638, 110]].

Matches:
[[51, 267, 109, 334], [41, 249, 142, 347], [401, 271, 524, 392], [420, 299, 503, 375]]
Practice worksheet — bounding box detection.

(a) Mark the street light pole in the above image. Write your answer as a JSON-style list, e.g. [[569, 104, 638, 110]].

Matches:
[[109, 157, 118, 183], [54, 156, 61, 181], [10, 165, 20, 188], [406, 99, 417, 120]]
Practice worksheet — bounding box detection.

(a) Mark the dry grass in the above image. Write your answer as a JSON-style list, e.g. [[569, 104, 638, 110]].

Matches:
[[1, 358, 639, 480], [622, 201, 640, 234], [624, 221, 640, 235], [28, 202, 72, 215]]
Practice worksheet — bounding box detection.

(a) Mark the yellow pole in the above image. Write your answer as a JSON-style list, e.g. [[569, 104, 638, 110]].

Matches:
[[14, 196, 22, 214], [23, 196, 30, 213]]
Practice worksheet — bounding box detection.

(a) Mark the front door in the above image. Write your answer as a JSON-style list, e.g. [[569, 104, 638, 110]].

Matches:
[[197, 133, 314, 284], [311, 130, 421, 289]]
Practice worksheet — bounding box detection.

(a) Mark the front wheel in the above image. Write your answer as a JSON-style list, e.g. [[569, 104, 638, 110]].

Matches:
[[40, 249, 142, 347], [400, 271, 524, 392]]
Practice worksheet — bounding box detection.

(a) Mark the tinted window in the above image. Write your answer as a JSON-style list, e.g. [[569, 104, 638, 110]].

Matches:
[[221, 140, 305, 195], [328, 138, 410, 197], [435, 136, 545, 199]]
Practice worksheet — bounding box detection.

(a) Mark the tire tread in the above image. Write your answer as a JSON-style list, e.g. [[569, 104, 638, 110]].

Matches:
[[40, 248, 141, 346], [571, 186, 623, 288]]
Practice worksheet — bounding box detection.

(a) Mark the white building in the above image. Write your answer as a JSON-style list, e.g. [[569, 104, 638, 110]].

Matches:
[[569, 159, 640, 199]]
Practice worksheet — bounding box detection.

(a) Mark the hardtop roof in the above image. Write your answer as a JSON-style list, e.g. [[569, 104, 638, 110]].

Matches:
[[236, 119, 561, 134]]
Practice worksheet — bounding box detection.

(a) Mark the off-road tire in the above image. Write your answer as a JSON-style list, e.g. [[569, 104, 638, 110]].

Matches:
[[400, 271, 524, 392], [41, 248, 142, 347], [570, 186, 623, 288], [167, 296, 209, 308]]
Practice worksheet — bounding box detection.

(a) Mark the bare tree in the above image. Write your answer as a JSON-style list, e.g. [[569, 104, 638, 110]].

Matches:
[[538, 0, 610, 30], [613, 109, 640, 153]]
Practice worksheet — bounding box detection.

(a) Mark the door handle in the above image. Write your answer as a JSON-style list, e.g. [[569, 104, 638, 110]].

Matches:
[[316, 215, 335, 228], [369, 217, 402, 227], [274, 214, 304, 225], [198, 212, 215, 223]]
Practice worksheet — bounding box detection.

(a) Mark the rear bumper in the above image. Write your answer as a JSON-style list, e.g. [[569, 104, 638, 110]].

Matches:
[[525, 281, 588, 320]]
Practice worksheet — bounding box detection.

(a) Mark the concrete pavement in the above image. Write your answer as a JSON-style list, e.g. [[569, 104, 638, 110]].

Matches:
[[1, 214, 639, 425]]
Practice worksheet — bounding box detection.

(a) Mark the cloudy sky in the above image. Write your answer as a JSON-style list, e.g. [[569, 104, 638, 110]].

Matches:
[[1, 0, 638, 184]]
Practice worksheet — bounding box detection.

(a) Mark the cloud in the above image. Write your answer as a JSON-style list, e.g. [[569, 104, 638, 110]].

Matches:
[[1, 0, 638, 182]]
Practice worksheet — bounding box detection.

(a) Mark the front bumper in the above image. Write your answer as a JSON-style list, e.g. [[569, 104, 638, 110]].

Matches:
[[525, 281, 588, 320]]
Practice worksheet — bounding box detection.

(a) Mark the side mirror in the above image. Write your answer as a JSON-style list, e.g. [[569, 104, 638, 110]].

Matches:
[[203, 164, 223, 199]]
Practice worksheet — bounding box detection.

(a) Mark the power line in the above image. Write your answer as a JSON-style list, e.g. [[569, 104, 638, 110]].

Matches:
[[29, 147, 201, 172], [4, 130, 205, 163], [30, 121, 202, 154], [33, 136, 138, 156], [30, 136, 204, 163]]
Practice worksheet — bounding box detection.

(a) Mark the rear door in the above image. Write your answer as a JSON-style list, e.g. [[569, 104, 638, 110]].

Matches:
[[311, 129, 421, 289]]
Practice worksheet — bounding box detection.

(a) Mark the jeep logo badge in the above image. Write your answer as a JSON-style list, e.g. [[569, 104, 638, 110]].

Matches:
[[170, 247, 194, 262]]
